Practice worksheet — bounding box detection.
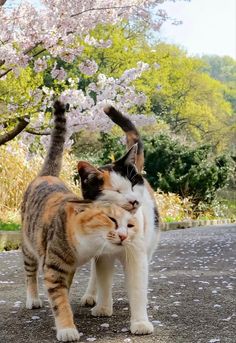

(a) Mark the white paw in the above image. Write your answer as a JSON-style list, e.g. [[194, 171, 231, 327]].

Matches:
[[91, 305, 113, 317], [56, 328, 80, 342], [130, 320, 154, 335], [80, 294, 96, 306], [26, 297, 42, 309]]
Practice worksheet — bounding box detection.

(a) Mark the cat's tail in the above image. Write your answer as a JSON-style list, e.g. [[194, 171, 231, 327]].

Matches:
[[38, 101, 67, 177], [103, 106, 144, 172]]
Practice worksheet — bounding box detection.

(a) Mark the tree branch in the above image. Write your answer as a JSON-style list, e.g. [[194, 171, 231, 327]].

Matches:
[[25, 128, 50, 135], [71, 5, 134, 18], [0, 42, 44, 78], [0, 0, 7, 7], [0, 116, 29, 145]]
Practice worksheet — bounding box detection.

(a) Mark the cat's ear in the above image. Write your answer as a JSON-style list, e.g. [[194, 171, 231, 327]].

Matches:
[[67, 201, 90, 216], [73, 203, 89, 215], [77, 161, 102, 180], [115, 144, 138, 166]]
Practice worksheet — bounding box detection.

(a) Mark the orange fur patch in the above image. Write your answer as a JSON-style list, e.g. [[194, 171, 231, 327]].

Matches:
[[42, 192, 67, 224], [102, 171, 112, 189], [30, 176, 61, 192], [126, 131, 138, 149], [126, 131, 144, 172]]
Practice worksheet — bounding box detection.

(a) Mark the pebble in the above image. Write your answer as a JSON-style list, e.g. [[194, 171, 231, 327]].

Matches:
[[31, 316, 40, 320], [100, 323, 109, 328]]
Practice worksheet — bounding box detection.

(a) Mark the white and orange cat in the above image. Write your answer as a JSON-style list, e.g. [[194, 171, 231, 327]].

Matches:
[[21, 102, 141, 342], [77, 106, 160, 335]]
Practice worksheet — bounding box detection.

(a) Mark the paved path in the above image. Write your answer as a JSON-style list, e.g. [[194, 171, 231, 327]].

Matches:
[[0, 225, 235, 343]]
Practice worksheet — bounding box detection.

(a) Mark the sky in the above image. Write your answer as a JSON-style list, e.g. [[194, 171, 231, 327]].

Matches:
[[158, 0, 236, 59]]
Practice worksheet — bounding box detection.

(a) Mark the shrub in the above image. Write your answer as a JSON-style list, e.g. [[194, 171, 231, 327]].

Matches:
[[144, 134, 233, 204], [97, 132, 126, 164], [96, 132, 233, 205]]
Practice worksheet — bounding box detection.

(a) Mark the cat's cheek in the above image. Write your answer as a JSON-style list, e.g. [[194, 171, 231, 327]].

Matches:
[[133, 185, 145, 199]]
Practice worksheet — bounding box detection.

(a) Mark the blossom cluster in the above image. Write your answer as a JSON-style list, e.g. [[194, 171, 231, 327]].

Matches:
[[0, 0, 165, 150], [20, 62, 156, 150], [0, 0, 168, 77]]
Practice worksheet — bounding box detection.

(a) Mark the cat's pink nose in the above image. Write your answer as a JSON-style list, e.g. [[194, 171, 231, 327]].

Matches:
[[119, 234, 127, 242]]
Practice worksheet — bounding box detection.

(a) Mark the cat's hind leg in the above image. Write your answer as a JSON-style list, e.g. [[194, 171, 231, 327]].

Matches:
[[80, 259, 97, 306], [44, 265, 80, 342], [22, 244, 42, 309]]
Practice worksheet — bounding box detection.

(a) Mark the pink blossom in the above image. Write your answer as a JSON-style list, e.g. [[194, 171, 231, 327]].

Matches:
[[79, 60, 98, 76], [0, 0, 168, 77], [51, 66, 68, 81], [0, 0, 169, 151], [34, 58, 48, 73]]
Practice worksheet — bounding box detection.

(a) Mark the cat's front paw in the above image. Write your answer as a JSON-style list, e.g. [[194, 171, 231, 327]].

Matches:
[[130, 320, 154, 335], [80, 293, 96, 306], [26, 297, 42, 309], [56, 328, 80, 342], [91, 305, 113, 317]]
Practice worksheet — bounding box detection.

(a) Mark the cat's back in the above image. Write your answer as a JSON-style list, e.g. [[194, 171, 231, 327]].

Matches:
[[21, 175, 71, 224]]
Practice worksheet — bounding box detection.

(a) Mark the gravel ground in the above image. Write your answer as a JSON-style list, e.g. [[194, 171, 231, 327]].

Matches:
[[0, 224, 235, 343]]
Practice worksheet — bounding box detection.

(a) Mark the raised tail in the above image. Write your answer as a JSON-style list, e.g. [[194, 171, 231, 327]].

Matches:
[[38, 101, 67, 177], [103, 106, 144, 172]]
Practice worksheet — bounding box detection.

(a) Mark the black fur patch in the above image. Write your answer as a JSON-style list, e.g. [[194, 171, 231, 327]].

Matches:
[[100, 163, 144, 187], [78, 153, 144, 201], [154, 206, 160, 229], [80, 173, 104, 200]]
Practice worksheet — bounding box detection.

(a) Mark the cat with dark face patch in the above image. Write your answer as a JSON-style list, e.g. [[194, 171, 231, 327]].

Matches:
[[78, 145, 144, 212], [77, 106, 160, 335]]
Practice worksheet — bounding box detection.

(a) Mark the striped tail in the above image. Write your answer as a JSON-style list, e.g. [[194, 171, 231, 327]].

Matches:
[[39, 101, 67, 177], [103, 106, 144, 172]]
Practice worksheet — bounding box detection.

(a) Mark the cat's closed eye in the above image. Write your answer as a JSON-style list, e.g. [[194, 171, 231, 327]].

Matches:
[[108, 216, 118, 228], [127, 223, 134, 228]]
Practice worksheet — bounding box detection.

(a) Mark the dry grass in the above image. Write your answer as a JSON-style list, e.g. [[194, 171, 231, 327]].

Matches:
[[155, 190, 195, 222], [0, 142, 79, 223]]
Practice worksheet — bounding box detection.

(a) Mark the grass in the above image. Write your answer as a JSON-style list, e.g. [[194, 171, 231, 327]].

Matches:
[[0, 221, 20, 231]]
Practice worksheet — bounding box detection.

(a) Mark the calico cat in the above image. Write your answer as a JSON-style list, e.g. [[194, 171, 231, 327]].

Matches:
[[77, 106, 160, 335], [21, 101, 140, 342]]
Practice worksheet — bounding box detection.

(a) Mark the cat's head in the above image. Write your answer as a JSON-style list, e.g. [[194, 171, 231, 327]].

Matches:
[[77, 145, 145, 213], [67, 202, 139, 249]]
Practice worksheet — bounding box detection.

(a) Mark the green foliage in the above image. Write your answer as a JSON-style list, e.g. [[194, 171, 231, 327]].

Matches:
[[200, 55, 236, 153], [0, 67, 43, 123], [96, 132, 233, 205], [82, 23, 147, 78], [137, 44, 233, 152], [97, 132, 126, 164], [0, 221, 20, 231], [0, 23, 234, 155], [143, 134, 233, 204], [201, 55, 236, 85], [82, 26, 234, 152]]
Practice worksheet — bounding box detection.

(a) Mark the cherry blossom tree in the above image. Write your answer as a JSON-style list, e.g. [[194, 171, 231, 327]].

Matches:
[[0, 0, 175, 147]]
